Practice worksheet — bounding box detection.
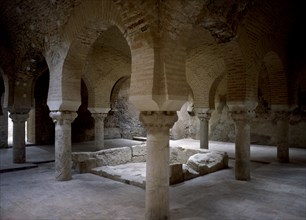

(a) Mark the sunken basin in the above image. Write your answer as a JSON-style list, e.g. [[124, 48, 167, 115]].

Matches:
[[72, 144, 228, 188]]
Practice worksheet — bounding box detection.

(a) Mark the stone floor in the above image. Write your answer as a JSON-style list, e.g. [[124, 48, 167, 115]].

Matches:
[[0, 139, 306, 220]]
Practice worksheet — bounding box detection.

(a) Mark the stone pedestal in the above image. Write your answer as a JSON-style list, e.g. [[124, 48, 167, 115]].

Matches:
[[274, 111, 290, 163], [50, 111, 77, 181], [9, 112, 29, 163], [230, 111, 254, 181], [196, 110, 211, 149], [140, 111, 178, 220], [92, 113, 108, 149]]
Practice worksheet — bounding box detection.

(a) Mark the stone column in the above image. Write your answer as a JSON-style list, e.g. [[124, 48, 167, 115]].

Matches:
[[0, 107, 8, 148], [0, 91, 8, 148], [230, 111, 254, 181], [9, 112, 29, 163], [26, 107, 35, 144], [50, 111, 77, 181], [92, 113, 108, 149], [274, 111, 290, 163], [195, 109, 211, 149], [140, 111, 178, 220]]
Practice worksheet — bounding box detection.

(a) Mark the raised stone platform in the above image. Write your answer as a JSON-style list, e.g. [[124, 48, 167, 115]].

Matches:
[[72, 144, 228, 187]]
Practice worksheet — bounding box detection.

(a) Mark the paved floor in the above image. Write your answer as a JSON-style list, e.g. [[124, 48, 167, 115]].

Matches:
[[0, 139, 305, 220]]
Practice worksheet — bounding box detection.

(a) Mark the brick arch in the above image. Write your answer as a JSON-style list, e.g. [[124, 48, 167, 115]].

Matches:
[[0, 67, 13, 109], [50, 0, 132, 111], [254, 34, 288, 106], [187, 56, 226, 109], [186, 27, 226, 109], [81, 75, 95, 110], [110, 76, 130, 108], [263, 51, 288, 106], [0, 68, 8, 109], [209, 74, 226, 109], [83, 44, 131, 110], [62, 0, 126, 44], [223, 40, 258, 111], [255, 35, 287, 69]]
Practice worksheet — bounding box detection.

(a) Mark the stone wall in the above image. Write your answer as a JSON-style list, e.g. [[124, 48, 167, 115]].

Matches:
[[171, 98, 200, 140], [105, 77, 146, 139]]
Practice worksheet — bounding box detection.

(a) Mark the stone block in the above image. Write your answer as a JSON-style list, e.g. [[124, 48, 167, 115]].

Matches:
[[169, 163, 184, 185], [169, 147, 178, 164], [132, 155, 146, 163], [72, 152, 93, 162], [186, 152, 224, 175], [95, 147, 132, 166], [170, 146, 209, 164], [131, 144, 146, 156], [75, 158, 97, 173], [176, 147, 198, 163], [182, 164, 199, 180]]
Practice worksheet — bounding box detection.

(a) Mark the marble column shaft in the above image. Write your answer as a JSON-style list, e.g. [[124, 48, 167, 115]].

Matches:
[[9, 112, 29, 163], [140, 111, 178, 220], [274, 111, 290, 163], [231, 111, 254, 181], [197, 112, 211, 149], [50, 111, 77, 181], [92, 113, 108, 149]]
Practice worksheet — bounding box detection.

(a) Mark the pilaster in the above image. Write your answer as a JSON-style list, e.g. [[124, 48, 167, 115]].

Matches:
[[139, 111, 178, 220], [50, 111, 77, 181]]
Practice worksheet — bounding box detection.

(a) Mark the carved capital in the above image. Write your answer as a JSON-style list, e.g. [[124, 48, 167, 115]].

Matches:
[[230, 110, 255, 123], [197, 112, 211, 121], [9, 112, 29, 123], [49, 111, 77, 125], [140, 111, 178, 133], [88, 107, 111, 114], [194, 108, 212, 121], [92, 113, 108, 122]]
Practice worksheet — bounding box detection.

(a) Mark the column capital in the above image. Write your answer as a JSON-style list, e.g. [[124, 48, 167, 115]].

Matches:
[[92, 112, 108, 121], [230, 110, 255, 123], [49, 111, 77, 125], [88, 107, 111, 114], [9, 112, 29, 123], [197, 112, 212, 121], [194, 108, 212, 121], [140, 111, 178, 132]]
